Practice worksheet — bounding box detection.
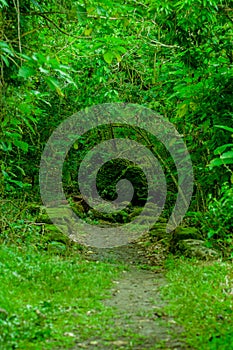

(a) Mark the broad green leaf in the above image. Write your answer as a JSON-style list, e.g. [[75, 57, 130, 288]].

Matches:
[[93, 42, 105, 50], [214, 144, 233, 155], [209, 158, 225, 167], [44, 77, 64, 97], [215, 125, 233, 133], [115, 46, 127, 53], [45, 76, 59, 89], [103, 51, 114, 64], [1, 54, 9, 67], [0, 0, 8, 7], [8, 179, 24, 188], [221, 159, 233, 165], [18, 66, 36, 79], [32, 53, 46, 63], [209, 156, 233, 167], [2, 47, 14, 56], [114, 52, 122, 62], [0, 41, 10, 49], [220, 151, 233, 159], [18, 53, 32, 61]]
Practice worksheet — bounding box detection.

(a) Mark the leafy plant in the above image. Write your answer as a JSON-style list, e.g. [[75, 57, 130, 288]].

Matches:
[[209, 124, 233, 176], [204, 183, 233, 254]]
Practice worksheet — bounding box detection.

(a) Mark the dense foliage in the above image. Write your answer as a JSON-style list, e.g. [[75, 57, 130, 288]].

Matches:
[[0, 0, 233, 253]]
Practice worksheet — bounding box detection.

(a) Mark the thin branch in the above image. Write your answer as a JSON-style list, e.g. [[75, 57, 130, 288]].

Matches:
[[226, 13, 233, 24], [23, 11, 124, 20], [21, 28, 41, 38], [33, 13, 92, 39], [55, 38, 78, 55], [150, 39, 180, 49], [22, 11, 67, 16], [12, 0, 22, 62], [5, 54, 20, 68], [87, 15, 123, 20]]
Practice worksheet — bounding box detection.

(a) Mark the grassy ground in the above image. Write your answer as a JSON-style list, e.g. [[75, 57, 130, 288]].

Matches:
[[162, 257, 233, 350], [0, 244, 125, 349], [1, 245, 232, 350], [0, 208, 232, 350]]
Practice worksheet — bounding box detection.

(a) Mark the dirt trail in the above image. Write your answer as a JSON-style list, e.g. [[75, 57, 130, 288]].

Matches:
[[73, 243, 192, 350], [103, 267, 188, 349]]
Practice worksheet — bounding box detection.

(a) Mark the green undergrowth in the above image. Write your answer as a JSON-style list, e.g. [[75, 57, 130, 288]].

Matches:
[[162, 257, 233, 350], [0, 244, 125, 349]]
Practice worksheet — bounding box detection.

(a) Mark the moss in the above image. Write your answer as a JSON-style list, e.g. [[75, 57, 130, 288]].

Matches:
[[177, 239, 220, 260], [173, 226, 202, 242], [43, 224, 70, 245]]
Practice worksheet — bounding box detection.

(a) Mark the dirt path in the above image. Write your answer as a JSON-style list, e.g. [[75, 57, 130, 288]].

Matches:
[[102, 267, 189, 349], [73, 242, 192, 349]]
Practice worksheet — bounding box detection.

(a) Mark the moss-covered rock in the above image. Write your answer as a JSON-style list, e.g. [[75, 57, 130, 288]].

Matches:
[[173, 226, 202, 242], [149, 219, 170, 241], [176, 239, 220, 260], [149, 224, 219, 260], [36, 213, 53, 224], [168, 226, 202, 253]]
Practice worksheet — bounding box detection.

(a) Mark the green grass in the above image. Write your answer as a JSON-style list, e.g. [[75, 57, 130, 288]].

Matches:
[[0, 244, 124, 349], [1, 200, 233, 349], [162, 257, 233, 350]]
